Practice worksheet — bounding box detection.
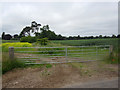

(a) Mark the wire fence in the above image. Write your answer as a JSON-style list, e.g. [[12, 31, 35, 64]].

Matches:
[[9, 45, 112, 64]]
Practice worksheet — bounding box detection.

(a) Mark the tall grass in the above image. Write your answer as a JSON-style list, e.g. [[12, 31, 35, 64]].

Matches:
[[105, 53, 118, 64], [2, 53, 26, 74]]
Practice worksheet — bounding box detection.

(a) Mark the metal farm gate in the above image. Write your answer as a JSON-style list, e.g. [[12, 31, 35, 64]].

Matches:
[[9, 45, 112, 64]]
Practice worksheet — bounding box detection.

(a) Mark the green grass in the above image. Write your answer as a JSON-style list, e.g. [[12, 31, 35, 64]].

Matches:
[[26, 64, 44, 68], [46, 64, 52, 68], [2, 53, 26, 74], [2, 52, 53, 74], [52, 38, 118, 46], [104, 53, 119, 64]]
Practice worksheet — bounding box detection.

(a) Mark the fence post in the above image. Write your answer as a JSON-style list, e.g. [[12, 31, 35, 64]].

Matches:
[[9, 47, 14, 60]]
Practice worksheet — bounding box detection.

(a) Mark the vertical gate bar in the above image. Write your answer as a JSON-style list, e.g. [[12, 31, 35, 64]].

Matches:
[[96, 46, 98, 60], [82, 46, 83, 60], [65, 47, 68, 63], [109, 45, 113, 55]]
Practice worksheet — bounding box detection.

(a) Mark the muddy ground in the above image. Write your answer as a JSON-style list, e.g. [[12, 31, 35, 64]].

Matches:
[[2, 61, 118, 88]]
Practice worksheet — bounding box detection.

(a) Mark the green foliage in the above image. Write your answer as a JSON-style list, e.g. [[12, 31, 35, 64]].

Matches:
[[104, 52, 119, 64], [2, 53, 25, 74], [46, 64, 52, 68], [28, 64, 44, 68], [39, 25, 57, 40], [11, 38, 20, 40], [19, 26, 32, 37], [20, 36, 36, 43], [37, 38, 48, 45]]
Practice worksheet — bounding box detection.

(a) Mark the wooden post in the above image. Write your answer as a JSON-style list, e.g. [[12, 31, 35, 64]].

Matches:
[[9, 47, 14, 60]]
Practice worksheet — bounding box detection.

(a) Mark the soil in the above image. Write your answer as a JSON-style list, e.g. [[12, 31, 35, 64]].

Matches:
[[2, 61, 118, 88]]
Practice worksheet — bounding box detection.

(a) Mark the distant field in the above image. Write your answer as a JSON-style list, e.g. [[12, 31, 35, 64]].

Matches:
[[1, 38, 118, 47], [1, 38, 118, 48], [52, 38, 118, 46]]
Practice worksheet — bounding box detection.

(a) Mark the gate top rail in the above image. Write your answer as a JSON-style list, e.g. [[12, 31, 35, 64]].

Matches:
[[14, 45, 110, 49]]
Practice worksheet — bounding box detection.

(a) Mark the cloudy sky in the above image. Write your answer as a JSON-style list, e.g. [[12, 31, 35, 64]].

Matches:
[[0, 1, 118, 37]]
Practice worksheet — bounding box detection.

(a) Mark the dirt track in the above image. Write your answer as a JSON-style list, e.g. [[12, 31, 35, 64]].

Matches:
[[63, 77, 118, 88], [2, 61, 118, 88]]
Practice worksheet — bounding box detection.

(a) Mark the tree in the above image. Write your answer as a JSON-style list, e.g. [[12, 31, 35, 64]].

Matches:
[[117, 34, 120, 38], [99, 35, 102, 38], [19, 21, 41, 37], [13, 34, 19, 38], [19, 21, 66, 40], [57, 34, 63, 40], [112, 34, 116, 38], [31, 21, 41, 35], [2, 32, 5, 40], [37, 38, 48, 45], [39, 25, 57, 40], [19, 26, 32, 37], [4, 34, 12, 40], [77, 35, 81, 39]]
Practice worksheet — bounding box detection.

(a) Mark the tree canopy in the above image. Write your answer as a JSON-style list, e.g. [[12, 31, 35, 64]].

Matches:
[[1, 21, 119, 41]]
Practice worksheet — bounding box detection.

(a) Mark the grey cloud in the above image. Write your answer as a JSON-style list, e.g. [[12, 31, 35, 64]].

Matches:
[[1, 2, 118, 36]]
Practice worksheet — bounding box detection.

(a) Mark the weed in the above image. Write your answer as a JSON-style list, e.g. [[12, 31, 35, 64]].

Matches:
[[28, 64, 44, 69], [2, 53, 26, 74], [46, 64, 52, 68]]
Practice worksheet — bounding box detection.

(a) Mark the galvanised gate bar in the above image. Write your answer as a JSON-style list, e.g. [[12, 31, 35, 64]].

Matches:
[[9, 45, 112, 64]]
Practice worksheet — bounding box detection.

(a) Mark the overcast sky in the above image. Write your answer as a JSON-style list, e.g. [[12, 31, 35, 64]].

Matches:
[[0, 2, 118, 37]]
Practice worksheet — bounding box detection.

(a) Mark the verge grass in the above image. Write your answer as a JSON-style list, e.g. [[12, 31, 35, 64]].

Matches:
[[2, 52, 53, 74], [2, 53, 26, 74]]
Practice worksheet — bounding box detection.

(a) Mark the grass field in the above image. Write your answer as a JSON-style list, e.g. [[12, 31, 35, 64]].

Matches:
[[52, 38, 118, 46]]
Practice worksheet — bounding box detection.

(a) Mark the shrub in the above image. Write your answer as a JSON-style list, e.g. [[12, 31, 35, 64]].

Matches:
[[3, 34, 12, 40], [104, 47, 119, 64], [11, 38, 20, 40], [20, 36, 36, 43], [37, 38, 48, 45]]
